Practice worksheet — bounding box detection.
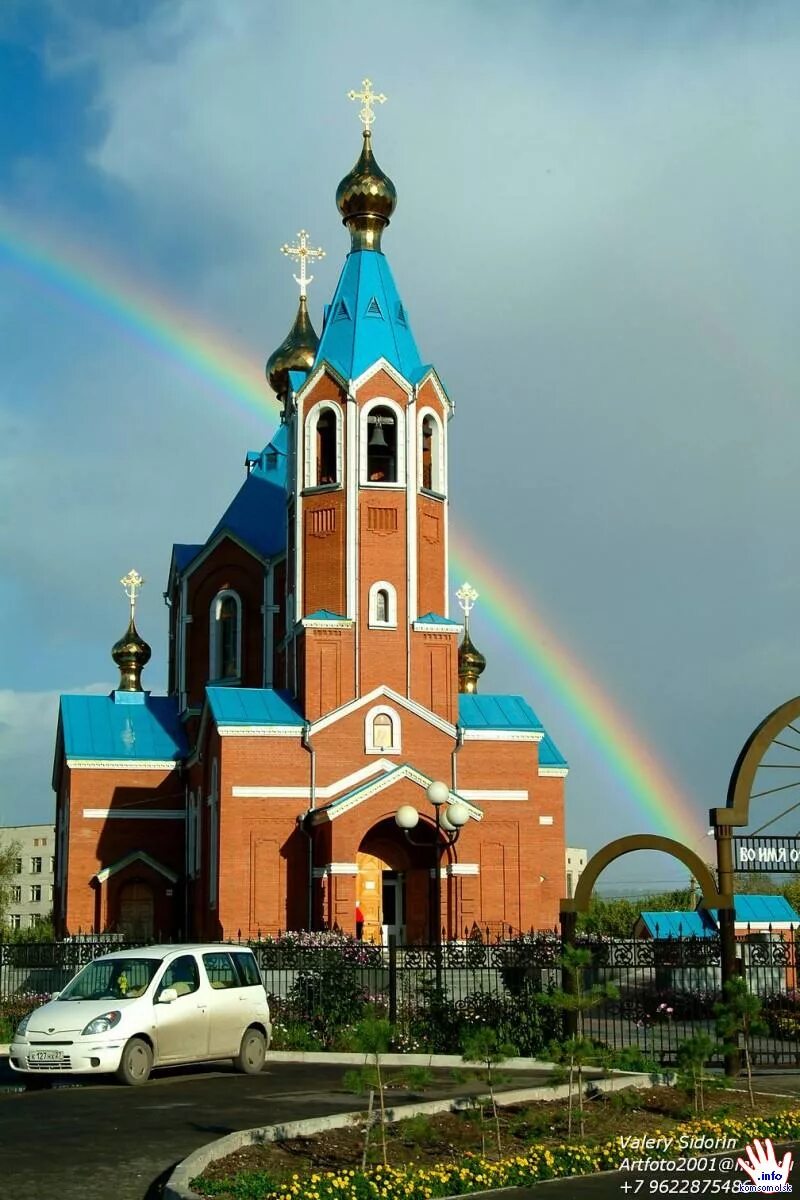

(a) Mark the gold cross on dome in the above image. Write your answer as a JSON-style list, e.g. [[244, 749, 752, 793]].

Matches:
[[120, 569, 144, 620], [347, 78, 387, 129], [280, 230, 326, 298], [456, 581, 479, 622]]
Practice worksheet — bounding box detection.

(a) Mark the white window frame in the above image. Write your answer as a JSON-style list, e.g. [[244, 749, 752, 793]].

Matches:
[[360, 397, 406, 488], [208, 759, 219, 909], [365, 704, 401, 755], [417, 407, 445, 496], [368, 580, 398, 629], [304, 400, 344, 490], [209, 589, 242, 682]]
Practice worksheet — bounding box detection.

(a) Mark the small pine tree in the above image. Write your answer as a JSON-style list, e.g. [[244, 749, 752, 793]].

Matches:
[[461, 1027, 516, 1158], [675, 1033, 716, 1115], [342, 1013, 393, 1164], [715, 977, 768, 1109]]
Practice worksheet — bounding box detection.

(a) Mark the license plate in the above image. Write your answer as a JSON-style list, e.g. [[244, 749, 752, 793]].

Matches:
[[29, 1049, 65, 1062]]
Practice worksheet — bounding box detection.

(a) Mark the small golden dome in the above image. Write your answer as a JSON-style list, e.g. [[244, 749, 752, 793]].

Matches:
[[112, 617, 152, 693], [266, 295, 319, 398], [458, 628, 487, 695], [336, 130, 397, 252]]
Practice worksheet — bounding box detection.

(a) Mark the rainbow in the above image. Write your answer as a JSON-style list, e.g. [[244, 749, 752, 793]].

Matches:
[[1, 212, 703, 846]]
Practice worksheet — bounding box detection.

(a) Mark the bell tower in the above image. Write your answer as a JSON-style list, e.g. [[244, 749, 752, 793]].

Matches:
[[277, 82, 460, 723]]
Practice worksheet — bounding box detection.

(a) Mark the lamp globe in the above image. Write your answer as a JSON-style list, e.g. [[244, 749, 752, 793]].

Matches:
[[426, 780, 450, 807], [395, 804, 420, 830], [445, 801, 470, 828]]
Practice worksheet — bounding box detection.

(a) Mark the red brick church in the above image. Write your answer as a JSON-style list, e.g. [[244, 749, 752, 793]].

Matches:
[[53, 92, 568, 944]]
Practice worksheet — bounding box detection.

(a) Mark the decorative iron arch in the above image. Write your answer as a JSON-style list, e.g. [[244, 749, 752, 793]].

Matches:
[[712, 696, 800, 830], [561, 833, 728, 917]]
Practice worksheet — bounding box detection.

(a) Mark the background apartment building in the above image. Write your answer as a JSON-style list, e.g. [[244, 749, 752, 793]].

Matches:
[[1, 824, 56, 930]]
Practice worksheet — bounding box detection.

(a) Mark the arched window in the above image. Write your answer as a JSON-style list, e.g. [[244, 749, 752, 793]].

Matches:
[[419, 410, 443, 493], [365, 705, 401, 754], [316, 409, 337, 485], [210, 590, 241, 681], [367, 405, 397, 482], [368, 580, 397, 627], [305, 403, 342, 489]]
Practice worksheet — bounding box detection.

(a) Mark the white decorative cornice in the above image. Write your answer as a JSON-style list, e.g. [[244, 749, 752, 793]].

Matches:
[[538, 767, 569, 778], [217, 725, 303, 738], [351, 357, 412, 396], [233, 758, 395, 800], [447, 863, 479, 876], [67, 759, 179, 771], [295, 360, 349, 401], [310, 765, 483, 825], [309, 683, 456, 739], [83, 808, 185, 820], [458, 789, 529, 802], [299, 617, 354, 631], [412, 620, 463, 635], [94, 851, 179, 884], [461, 729, 543, 743], [312, 862, 359, 877]]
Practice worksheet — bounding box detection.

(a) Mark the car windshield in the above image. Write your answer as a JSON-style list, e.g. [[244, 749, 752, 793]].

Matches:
[[59, 957, 163, 1001]]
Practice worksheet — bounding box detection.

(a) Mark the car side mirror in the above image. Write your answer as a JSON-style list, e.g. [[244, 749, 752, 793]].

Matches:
[[158, 987, 178, 1004], [50, 991, 61, 1001]]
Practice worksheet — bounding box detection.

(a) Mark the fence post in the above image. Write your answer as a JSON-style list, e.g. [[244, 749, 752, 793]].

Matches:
[[388, 934, 397, 1025], [560, 909, 578, 1039]]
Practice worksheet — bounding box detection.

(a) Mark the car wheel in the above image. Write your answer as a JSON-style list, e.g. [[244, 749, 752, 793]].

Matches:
[[233, 1027, 266, 1075], [115, 1037, 153, 1086]]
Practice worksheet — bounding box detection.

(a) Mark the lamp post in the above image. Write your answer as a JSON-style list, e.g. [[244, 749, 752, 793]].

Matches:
[[395, 780, 470, 991]]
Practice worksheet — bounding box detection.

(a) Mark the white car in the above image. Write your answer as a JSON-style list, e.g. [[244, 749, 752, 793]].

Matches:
[[9, 944, 272, 1085]]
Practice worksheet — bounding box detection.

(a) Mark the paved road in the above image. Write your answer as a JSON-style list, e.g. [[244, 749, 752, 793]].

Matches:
[[4, 1061, 369, 1200]]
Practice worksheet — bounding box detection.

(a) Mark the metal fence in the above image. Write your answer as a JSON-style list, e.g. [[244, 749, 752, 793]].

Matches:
[[2, 930, 799, 1066]]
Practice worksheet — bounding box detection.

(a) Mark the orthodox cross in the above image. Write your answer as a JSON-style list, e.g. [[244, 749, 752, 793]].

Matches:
[[347, 77, 387, 129], [456, 581, 479, 630], [280, 230, 325, 299], [120, 569, 144, 622]]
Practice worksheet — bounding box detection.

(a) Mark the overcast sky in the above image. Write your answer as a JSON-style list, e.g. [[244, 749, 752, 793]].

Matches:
[[2, 0, 799, 893]]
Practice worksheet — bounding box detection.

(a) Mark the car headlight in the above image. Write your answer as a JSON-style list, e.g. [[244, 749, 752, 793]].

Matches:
[[82, 1011, 122, 1036], [15, 1013, 31, 1038]]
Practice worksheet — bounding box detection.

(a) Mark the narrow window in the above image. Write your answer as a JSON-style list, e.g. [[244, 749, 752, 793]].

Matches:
[[372, 713, 394, 749], [211, 591, 241, 681], [367, 406, 397, 482], [422, 416, 434, 490], [316, 410, 337, 485], [375, 589, 389, 623]]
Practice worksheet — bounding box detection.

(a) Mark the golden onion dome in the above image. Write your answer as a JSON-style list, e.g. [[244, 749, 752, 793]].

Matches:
[[265, 295, 319, 398], [458, 628, 487, 695], [336, 130, 397, 252], [112, 617, 152, 693]]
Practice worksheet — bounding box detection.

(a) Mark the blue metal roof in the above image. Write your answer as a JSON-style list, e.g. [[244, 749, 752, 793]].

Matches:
[[708, 895, 800, 925], [417, 612, 462, 626], [209, 425, 288, 560], [539, 732, 568, 768], [639, 911, 717, 938], [60, 694, 187, 761], [206, 687, 304, 727], [305, 609, 348, 621], [314, 251, 422, 382], [458, 694, 544, 732], [173, 543, 203, 572]]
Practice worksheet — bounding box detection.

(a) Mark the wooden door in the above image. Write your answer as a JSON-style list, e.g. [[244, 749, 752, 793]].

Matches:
[[356, 851, 387, 944]]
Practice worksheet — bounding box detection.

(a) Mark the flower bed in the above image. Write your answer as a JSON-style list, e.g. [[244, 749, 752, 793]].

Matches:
[[192, 1106, 800, 1200]]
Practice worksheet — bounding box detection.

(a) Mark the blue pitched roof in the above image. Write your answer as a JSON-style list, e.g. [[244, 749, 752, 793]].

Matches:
[[538, 732, 568, 768], [209, 425, 288, 559], [417, 612, 462, 627], [712, 895, 800, 925], [60, 694, 187, 761], [314, 251, 423, 382], [173, 543, 203, 572], [206, 687, 304, 727], [639, 911, 717, 939], [458, 694, 544, 732], [305, 609, 348, 621]]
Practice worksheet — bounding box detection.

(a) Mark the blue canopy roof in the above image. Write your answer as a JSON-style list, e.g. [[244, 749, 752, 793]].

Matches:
[[305, 609, 348, 621], [638, 911, 717, 939], [173, 543, 203, 572], [538, 732, 568, 768], [458, 694, 545, 733], [208, 425, 288, 560], [314, 250, 423, 382], [206, 687, 304, 727], [60, 694, 187, 762], [417, 612, 462, 627], [712, 895, 800, 925]]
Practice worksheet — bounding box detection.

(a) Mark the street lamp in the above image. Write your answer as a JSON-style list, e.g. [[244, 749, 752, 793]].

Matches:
[[395, 781, 469, 986]]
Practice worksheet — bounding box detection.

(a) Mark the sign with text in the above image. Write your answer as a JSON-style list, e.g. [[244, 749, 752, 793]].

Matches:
[[734, 835, 800, 872]]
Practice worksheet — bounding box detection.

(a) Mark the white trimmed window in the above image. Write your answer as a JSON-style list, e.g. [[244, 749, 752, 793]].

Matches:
[[360, 399, 405, 486], [368, 580, 397, 628], [418, 409, 444, 494], [208, 759, 219, 909], [304, 402, 343, 488], [209, 590, 241, 681], [365, 705, 401, 754]]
